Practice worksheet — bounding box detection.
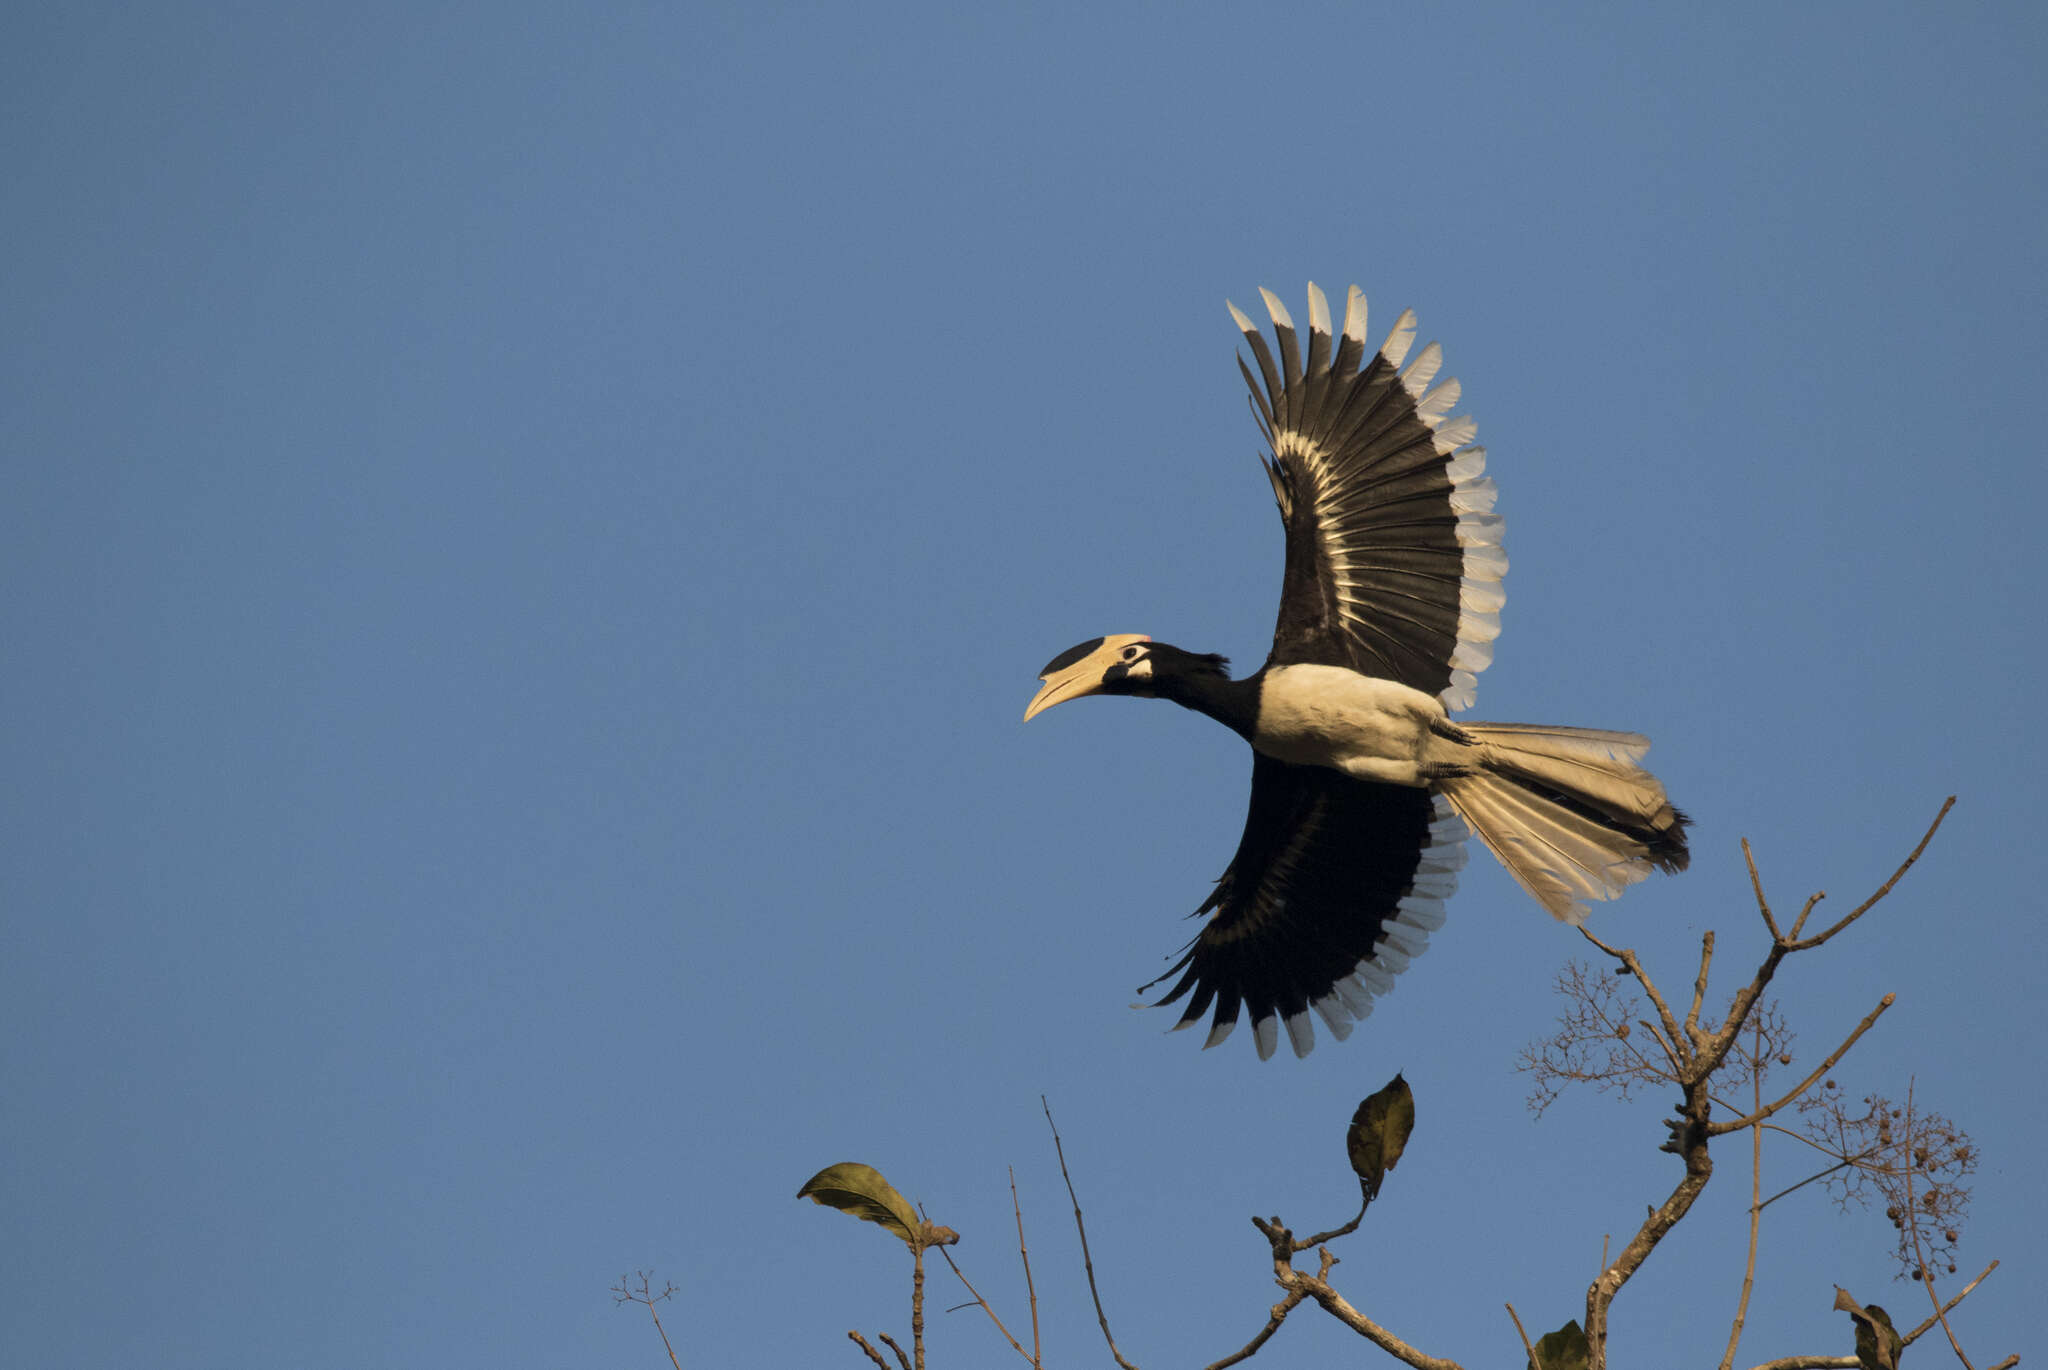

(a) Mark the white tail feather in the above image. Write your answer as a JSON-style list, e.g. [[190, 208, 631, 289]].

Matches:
[[1438, 723, 1687, 923]]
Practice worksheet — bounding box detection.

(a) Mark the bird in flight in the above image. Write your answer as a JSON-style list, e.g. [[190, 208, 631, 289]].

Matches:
[[1025, 283, 1689, 1059]]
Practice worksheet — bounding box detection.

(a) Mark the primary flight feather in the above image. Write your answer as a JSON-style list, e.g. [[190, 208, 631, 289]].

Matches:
[[1025, 283, 1689, 1060]]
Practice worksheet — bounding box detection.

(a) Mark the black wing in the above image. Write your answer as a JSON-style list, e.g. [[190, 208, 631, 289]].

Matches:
[[1145, 754, 1467, 1059], [1231, 284, 1504, 711]]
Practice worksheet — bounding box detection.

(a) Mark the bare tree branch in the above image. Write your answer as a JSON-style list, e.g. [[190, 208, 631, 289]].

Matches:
[[1585, 807, 1952, 1367], [1577, 926, 1690, 1063], [1742, 838, 1781, 940], [1685, 930, 1716, 1046], [1709, 995, 1895, 1135], [1786, 890, 1826, 941], [1010, 1167, 1042, 1366], [1506, 1302, 1541, 1369], [1700, 799, 1949, 1092], [1636, 1018, 1684, 1078], [1751, 1121, 1862, 1160], [1719, 1019, 1768, 1370], [610, 1271, 684, 1370], [1044, 1098, 1140, 1370], [1199, 1276, 1309, 1370], [1282, 1270, 1464, 1369], [847, 1330, 892, 1370], [909, 1245, 926, 1370], [1754, 1157, 1857, 1213], [1901, 1260, 2000, 1342], [1249, 1218, 1464, 1370], [1740, 1262, 2007, 1370], [1901, 1083, 1976, 1369], [935, 1242, 1035, 1368], [1294, 1195, 1369, 1252], [814, 799, 2006, 1370], [1584, 1091, 1713, 1368], [1785, 798, 1954, 951]]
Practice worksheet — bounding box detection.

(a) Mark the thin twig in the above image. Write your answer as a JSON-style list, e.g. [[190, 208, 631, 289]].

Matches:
[[611, 1272, 683, 1370], [1633, 1017, 1686, 1079], [1754, 1120, 1852, 1152], [910, 1244, 926, 1370], [647, 1301, 682, 1370], [1705, 1118, 1879, 1180], [1043, 1097, 1140, 1370], [1785, 798, 1953, 950], [1753, 1157, 1856, 1212], [1577, 926, 1690, 1065], [847, 1331, 891, 1370], [1559, 956, 1680, 1086], [1709, 995, 1895, 1135], [1718, 1018, 1766, 1370], [1786, 890, 1826, 941], [1200, 1283, 1310, 1370], [1010, 1167, 1042, 1368], [1507, 1302, 1541, 1369], [1742, 838, 1781, 940], [935, 1242, 1034, 1367], [1899, 1260, 1998, 1342], [1295, 1195, 1369, 1251], [878, 1331, 913, 1370], [1684, 930, 1716, 1045], [1902, 1083, 1974, 1368]]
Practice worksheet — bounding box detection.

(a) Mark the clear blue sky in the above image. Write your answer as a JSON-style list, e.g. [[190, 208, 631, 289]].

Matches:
[[5, 4, 2042, 1366]]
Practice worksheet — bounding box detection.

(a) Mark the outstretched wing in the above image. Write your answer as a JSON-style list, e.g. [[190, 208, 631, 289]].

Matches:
[[1230, 284, 1505, 711], [1145, 754, 1468, 1059]]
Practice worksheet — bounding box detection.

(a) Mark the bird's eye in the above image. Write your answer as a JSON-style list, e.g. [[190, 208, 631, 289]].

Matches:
[[1121, 646, 1141, 661]]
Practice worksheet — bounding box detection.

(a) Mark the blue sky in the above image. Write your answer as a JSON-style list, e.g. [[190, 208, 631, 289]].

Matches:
[[4, 4, 2042, 1366]]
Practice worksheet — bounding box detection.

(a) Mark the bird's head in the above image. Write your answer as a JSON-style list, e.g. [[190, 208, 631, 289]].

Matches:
[[1023, 635, 1229, 720]]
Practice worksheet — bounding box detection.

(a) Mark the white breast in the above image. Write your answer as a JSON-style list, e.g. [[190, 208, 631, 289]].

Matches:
[[1252, 665, 1447, 787]]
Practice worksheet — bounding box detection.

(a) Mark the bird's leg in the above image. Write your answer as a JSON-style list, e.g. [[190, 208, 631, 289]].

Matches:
[[1427, 717, 1480, 745]]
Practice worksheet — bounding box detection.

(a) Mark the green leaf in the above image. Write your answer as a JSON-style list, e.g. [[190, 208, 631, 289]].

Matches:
[[1834, 1287, 1903, 1370], [1528, 1319, 1590, 1370], [796, 1163, 923, 1249], [1346, 1073, 1415, 1201]]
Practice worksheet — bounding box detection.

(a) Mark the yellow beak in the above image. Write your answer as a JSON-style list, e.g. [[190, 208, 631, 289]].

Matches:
[[1023, 634, 1150, 721]]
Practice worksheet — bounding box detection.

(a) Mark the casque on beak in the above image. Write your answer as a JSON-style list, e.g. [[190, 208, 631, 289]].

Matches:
[[1023, 634, 1150, 721]]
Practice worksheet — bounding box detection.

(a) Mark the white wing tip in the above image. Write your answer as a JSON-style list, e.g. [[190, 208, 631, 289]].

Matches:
[[1305, 282, 1332, 337], [1258, 287, 1294, 331], [1400, 340, 1444, 397], [1341, 285, 1368, 343], [1380, 308, 1419, 367]]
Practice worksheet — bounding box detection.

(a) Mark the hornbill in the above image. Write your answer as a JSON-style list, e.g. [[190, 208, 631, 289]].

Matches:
[[1025, 284, 1689, 1059]]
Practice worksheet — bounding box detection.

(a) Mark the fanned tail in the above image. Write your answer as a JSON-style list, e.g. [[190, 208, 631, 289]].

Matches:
[[1437, 723, 1688, 923]]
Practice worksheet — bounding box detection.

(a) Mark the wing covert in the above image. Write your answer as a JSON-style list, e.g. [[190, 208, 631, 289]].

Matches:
[[1230, 284, 1505, 711], [1144, 754, 1469, 1059]]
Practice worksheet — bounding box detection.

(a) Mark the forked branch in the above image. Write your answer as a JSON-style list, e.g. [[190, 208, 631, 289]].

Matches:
[[1248, 1218, 1464, 1370]]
